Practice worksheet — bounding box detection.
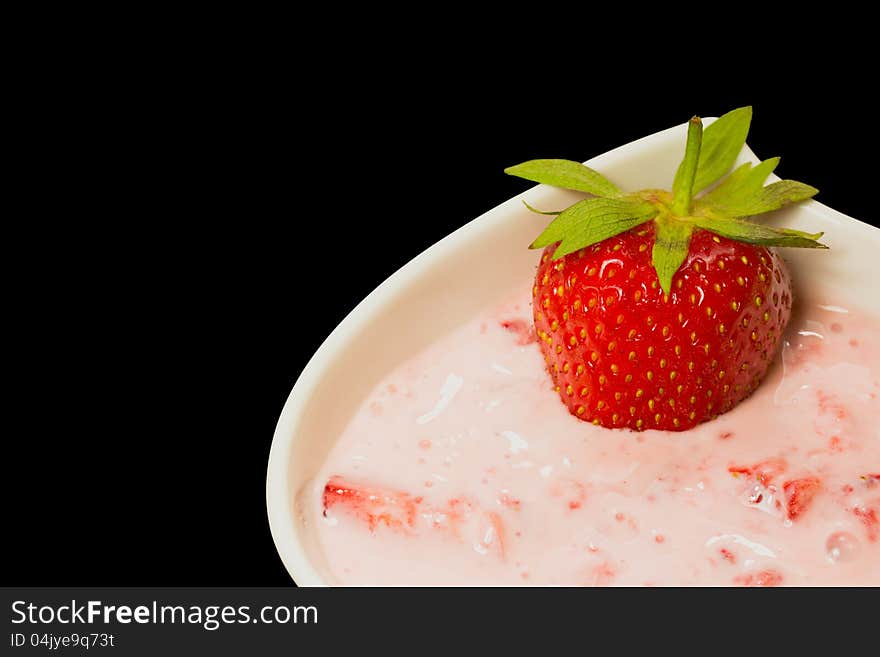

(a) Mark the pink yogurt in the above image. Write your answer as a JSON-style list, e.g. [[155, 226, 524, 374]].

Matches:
[[305, 289, 880, 585]]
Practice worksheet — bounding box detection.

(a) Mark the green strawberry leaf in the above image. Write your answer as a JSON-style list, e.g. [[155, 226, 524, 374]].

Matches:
[[691, 106, 752, 194], [505, 159, 622, 197], [698, 157, 780, 208], [690, 213, 827, 248], [652, 216, 693, 295], [702, 180, 818, 217], [530, 197, 657, 258]]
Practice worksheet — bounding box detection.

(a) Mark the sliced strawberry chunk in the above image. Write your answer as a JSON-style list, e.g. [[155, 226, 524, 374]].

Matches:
[[782, 476, 821, 520], [853, 505, 879, 542], [728, 457, 787, 486], [734, 569, 783, 587], [323, 477, 422, 531], [322, 477, 509, 560]]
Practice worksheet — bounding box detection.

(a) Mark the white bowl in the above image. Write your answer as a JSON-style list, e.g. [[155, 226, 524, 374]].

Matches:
[[266, 120, 880, 585]]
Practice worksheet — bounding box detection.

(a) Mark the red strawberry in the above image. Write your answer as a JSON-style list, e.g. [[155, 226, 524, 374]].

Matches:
[[507, 107, 824, 430], [532, 224, 794, 430], [782, 476, 821, 520], [323, 477, 508, 557], [852, 505, 879, 542], [734, 569, 783, 587], [728, 457, 788, 486], [323, 477, 422, 531]]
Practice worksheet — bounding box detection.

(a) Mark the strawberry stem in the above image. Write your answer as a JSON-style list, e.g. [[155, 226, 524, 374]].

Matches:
[[672, 116, 703, 216]]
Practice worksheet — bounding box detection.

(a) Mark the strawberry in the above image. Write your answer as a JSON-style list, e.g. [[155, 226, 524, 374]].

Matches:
[[733, 569, 784, 587], [323, 476, 422, 531], [728, 457, 788, 487], [506, 107, 825, 430], [782, 476, 821, 520], [852, 505, 879, 542], [323, 476, 508, 557]]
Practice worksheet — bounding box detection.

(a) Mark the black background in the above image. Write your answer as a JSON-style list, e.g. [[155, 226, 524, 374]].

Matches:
[[7, 50, 877, 587]]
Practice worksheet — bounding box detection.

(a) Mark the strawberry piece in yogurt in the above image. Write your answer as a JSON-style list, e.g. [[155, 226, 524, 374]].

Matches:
[[783, 477, 821, 520]]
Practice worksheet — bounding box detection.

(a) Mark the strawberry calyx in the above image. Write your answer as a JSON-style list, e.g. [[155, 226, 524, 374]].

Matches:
[[506, 107, 826, 295]]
